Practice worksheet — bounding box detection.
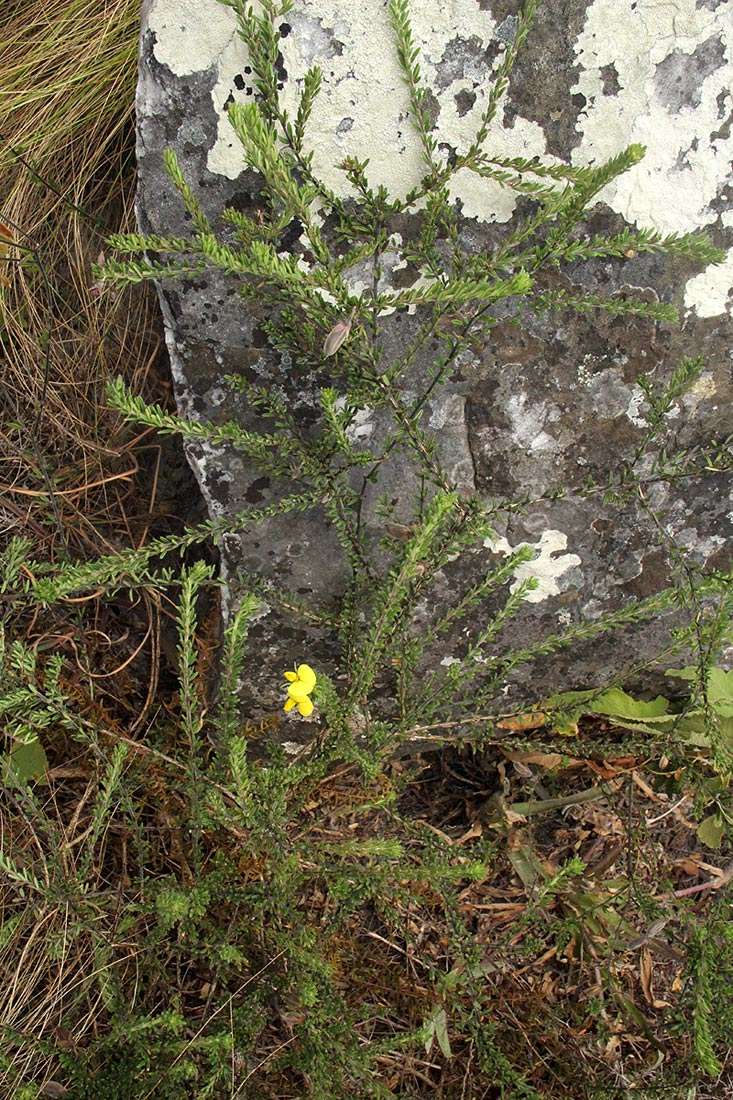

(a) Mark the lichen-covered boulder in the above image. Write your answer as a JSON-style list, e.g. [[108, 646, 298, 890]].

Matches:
[[136, 0, 732, 720]]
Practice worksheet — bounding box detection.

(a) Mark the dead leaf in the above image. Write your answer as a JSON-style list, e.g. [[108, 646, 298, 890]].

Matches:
[[639, 948, 670, 1009], [0, 220, 15, 248], [497, 711, 546, 731], [603, 1035, 621, 1063], [456, 822, 482, 845], [696, 859, 725, 877], [632, 771, 660, 801], [673, 856, 705, 878], [605, 756, 638, 770], [639, 948, 654, 1005], [505, 750, 556, 769], [505, 749, 581, 770], [539, 970, 557, 1002], [0, 219, 15, 287], [504, 807, 528, 825], [323, 309, 355, 357], [384, 522, 415, 541], [586, 759, 630, 780]]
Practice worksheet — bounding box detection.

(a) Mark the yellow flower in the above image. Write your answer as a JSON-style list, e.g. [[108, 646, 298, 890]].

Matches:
[[283, 663, 317, 717]]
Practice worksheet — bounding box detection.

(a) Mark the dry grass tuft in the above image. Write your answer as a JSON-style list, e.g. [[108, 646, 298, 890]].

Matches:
[[0, 0, 160, 558], [0, 11, 197, 1088]]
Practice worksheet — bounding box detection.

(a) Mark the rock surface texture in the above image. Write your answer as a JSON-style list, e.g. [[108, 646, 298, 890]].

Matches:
[[137, 0, 732, 718]]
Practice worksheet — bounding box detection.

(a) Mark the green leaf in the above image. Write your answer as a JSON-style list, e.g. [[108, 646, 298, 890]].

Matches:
[[707, 668, 733, 715], [665, 666, 697, 684], [508, 844, 547, 891], [423, 1016, 435, 1056], [545, 688, 597, 711], [3, 738, 48, 786], [666, 667, 733, 716], [697, 813, 725, 850], [592, 687, 670, 720], [675, 713, 733, 745], [432, 1006, 452, 1060]]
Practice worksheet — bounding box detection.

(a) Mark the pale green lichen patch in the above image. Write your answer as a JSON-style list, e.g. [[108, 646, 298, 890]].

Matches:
[[149, 0, 553, 222], [147, 0, 238, 78], [571, 0, 732, 236], [485, 529, 582, 605], [684, 249, 733, 317], [149, 0, 732, 314]]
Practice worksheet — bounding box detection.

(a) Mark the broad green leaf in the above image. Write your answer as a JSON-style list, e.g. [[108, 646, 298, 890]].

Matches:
[[544, 688, 597, 712], [544, 687, 672, 736], [706, 668, 733, 715], [676, 714, 733, 751], [432, 1007, 452, 1060], [550, 716, 580, 736], [543, 689, 597, 734], [592, 688, 670, 720], [666, 667, 733, 716], [604, 718, 675, 735], [672, 713, 710, 746], [665, 666, 697, 685], [2, 738, 48, 786], [508, 844, 547, 891], [423, 1017, 435, 1056], [697, 813, 725, 850]]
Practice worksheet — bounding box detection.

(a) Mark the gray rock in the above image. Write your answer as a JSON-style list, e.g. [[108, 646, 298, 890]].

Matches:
[[136, 0, 732, 725]]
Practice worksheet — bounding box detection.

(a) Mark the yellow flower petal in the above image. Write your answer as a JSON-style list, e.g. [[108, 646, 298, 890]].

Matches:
[[296, 664, 316, 692], [288, 682, 310, 702], [284, 670, 298, 682], [297, 697, 314, 717], [284, 697, 297, 712]]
